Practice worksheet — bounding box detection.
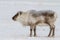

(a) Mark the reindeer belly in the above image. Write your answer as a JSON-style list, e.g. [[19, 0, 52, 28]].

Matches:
[[37, 16, 45, 23], [29, 16, 45, 24]]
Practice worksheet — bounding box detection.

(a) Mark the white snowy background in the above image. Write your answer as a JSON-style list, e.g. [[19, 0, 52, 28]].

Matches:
[[0, 0, 60, 40]]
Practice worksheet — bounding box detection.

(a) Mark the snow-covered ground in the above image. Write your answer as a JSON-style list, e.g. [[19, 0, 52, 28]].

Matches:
[[0, 0, 60, 40]]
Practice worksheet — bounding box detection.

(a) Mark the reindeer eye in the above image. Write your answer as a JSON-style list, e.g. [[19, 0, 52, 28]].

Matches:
[[20, 11, 22, 15]]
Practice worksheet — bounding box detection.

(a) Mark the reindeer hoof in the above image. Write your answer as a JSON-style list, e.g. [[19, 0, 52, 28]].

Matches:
[[30, 35, 32, 37], [48, 35, 50, 37], [30, 34, 36, 37], [34, 34, 36, 37], [51, 35, 54, 37]]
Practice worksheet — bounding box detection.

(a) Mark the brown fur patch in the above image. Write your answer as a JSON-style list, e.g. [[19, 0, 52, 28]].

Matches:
[[32, 12, 54, 18]]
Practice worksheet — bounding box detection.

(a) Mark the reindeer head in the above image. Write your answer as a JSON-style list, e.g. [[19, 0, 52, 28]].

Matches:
[[12, 11, 22, 21]]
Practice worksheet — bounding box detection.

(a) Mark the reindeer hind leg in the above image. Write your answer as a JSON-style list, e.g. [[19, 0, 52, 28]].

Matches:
[[48, 23, 55, 37], [52, 24, 55, 37], [46, 22, 53, 37]]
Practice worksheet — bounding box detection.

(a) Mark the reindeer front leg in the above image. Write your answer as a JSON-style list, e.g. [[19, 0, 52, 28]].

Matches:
[[30, 26, 32, 37], [34, 25, 36, 36], [30, 24, 36, 37]]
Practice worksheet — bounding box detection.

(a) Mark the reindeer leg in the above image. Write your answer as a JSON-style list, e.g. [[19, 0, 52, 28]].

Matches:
[[48, 27, 52, 37], [30, 26, 32, 37], [52, 25, 55, 37], [48, 23, 55, 37], [47, 23, 53, 37], [34, 26, 36, 37]]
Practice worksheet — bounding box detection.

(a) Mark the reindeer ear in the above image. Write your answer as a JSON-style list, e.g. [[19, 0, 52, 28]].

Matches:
[[20, 11, 22, 15]]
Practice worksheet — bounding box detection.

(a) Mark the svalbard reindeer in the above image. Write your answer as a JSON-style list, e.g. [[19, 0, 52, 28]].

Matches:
[[12, 10, 57, 37]]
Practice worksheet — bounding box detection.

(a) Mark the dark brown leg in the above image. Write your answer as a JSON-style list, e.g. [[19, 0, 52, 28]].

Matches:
[[46, 22, 53, 37], [48, 23, 55, 37], [30, 27, 32, 37], [48, 27, 52, 37], [30, 29, 32, 37], [52, 26, 55, 37], [34, 26, 36, 36]]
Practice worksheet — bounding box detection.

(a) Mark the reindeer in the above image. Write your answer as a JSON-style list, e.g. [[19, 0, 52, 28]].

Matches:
[[12, 10, 57, 37]]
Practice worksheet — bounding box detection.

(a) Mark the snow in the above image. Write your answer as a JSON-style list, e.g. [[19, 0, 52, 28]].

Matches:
[[0, 0, 60, 40]]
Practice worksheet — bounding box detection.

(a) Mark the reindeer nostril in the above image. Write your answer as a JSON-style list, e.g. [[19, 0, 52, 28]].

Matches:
[[12, 17, 14, 20], [12, 17, 16, 21]]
